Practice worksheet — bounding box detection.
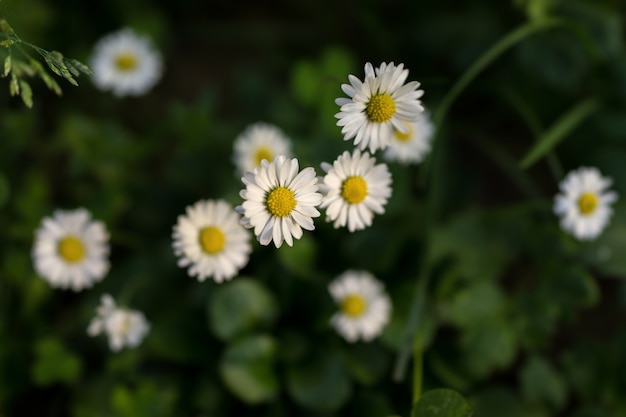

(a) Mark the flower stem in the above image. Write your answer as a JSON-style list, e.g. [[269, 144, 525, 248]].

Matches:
[[412, 332, 423, 405], [433, 17, 580, 127]]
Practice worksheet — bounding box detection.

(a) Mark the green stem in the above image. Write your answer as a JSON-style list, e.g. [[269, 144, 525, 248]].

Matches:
[[519, 98, 600, 169], [412, 333, 423, 405], [433, 17, 572, 127]]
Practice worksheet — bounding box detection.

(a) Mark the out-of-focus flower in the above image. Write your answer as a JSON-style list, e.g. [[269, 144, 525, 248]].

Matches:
[[233, 122, 293, 175], [90, 27, 163, 97], [32, 208, 109, 291], [318, 149, 392, 232], [236, 155, 322, 248], [329, 270, 391, 342], [87, 294, 150, 352], [335, 62, 424, 153], [172, 199, 252, 283], [554, 166, 618, 240], [383, 110, 434, 165]]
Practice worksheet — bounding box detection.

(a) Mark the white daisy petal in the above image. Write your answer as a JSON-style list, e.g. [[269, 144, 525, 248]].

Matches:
[[319, 150, 392, 232], [88, 294, 150, 352], [90, 27, 162, 97], [328, 270, 392, 342], [553, 166, 617, 241], [238, 155, 322, 247], [172, 199, 252, 283], [32, 208, 110, 291], [336, 62, 424, 152], [233, 122, 293, 176]]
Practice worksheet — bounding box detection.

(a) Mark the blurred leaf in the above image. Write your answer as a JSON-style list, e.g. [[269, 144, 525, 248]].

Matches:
[[277, 233, 317, 278], [412, 388, 472, 417], [447, 282, 505, 327], [219, 334, 278, 404], [0, 172, 9, 208], [111, 382, 176, 417], [31, 338, 82, 386], [208, 278, 278, 341], [290, 60, 319, 106], [287, 350, 352, 412], [520, 355, 568, 411], [471, 387, 528, 417], [460, 319, 518, 378]]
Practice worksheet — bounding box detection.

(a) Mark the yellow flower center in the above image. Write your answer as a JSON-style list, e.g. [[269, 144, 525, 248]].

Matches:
[[341, 176, 368, 204], [394, 122, 414, 142], [578, 192, 599, 216], [266, 186, 296, 217], [199, 226, 225, 254], [366, 93, 396, 123], [341, 294, 367, 317], [115, 53, 138, 71], [255, 147, 273, 166], [58, 236, 85, 263]]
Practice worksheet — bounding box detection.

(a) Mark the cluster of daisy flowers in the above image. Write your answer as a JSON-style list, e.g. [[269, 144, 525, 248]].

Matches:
[[37, 45, 617, 351]]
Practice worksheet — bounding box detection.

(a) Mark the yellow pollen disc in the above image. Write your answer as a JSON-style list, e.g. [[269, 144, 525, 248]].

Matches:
[[199, 226, 226, 254], [58, 236, 85, 263], [366, 93, 396, 123], [266, 186, 296, 217], [255, 147, 273, 166], [341, 176, 368, 204], [578, 192, 599, 216], [394, 122, 414, 142], [341, 294, 367, 317], [115, 53, 138, 71]]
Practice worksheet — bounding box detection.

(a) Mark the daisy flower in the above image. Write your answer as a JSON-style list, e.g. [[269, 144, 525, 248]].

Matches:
[[87, 294, 150, 352], [335, 62, 424, 153], [329, 270, 392, 342], [90, 27, 163, 97], [32, 208, 109, 291], [172, 199, 252, 283], [233, 122, 293, 175], [236, 155, 322, 248], [318, 149, 392, 232], [554, 166, 618, 241], [383, 110, 434, 165]]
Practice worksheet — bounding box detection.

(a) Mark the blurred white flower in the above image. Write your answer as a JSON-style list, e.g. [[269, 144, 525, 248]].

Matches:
[[172, 199, 252, 283], [90, 27, 163, 97], [32, 208, 109, 291], [318, 149, 392, 232], [233, 122, 293, 176], [554, 166, 617, 240], [88, 294, 150, 352], [236, 155, 322, 248], [329, 270, 391, 342], [383, 110, 434, 165], [335, 62, 424, 153]]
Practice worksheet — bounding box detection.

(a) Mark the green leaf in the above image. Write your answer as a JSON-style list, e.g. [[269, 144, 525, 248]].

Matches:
[[0, 39, 14, 47], [520, 355, 567, 411], [277, 233, 317, 277], [447, 282, 505, 327], [519, 98, 600, 169], [290, 60, 319, 106], [3, 55, 11, 77], [219, 334, 278, 404], [9, 73, 19, 96], [287, 351, 352, 412], [31, 338, 82, 386], [208, 278, 278, 341], [412, 388, 473, 417], [19, 79, 33, 108], [0, 19, 15, 36]]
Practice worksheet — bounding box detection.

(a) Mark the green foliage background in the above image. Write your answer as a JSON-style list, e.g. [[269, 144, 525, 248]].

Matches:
[[2, 0, 626, 416]]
